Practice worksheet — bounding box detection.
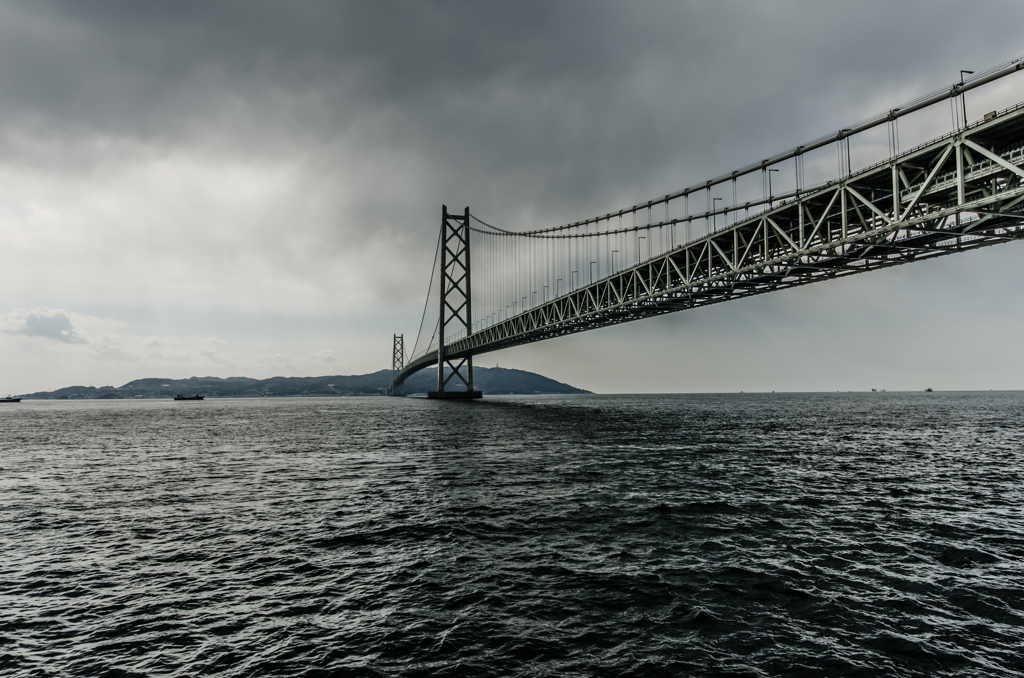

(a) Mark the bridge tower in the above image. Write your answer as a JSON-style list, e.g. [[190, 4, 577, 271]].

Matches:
[[429, 205, 482, 399], [388, 334, 404, 396]]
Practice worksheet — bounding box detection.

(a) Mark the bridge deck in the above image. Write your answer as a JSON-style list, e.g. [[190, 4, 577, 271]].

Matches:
[[396, 101, 1024, 386]]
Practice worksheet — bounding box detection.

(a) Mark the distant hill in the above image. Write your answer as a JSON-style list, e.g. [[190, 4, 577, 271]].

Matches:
[[17, 367, 590, 399]]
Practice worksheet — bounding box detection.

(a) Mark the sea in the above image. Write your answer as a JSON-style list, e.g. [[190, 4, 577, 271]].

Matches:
[[2, 392, 1023, 677]]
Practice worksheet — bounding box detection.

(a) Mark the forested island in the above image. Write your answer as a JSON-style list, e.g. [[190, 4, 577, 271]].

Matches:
[[17, 367, 590, 399]]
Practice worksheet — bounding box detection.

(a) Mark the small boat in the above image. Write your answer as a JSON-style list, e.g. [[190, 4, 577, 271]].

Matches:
[[174, 394, 205, 401], [0, 396, 21, 403]]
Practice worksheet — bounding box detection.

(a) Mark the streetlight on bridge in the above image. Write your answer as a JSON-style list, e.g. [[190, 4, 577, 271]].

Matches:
[[960, 70, 974, 129]]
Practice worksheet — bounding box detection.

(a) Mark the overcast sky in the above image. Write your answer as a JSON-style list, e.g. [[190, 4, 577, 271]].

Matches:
[[2, 0, 1024, 394]]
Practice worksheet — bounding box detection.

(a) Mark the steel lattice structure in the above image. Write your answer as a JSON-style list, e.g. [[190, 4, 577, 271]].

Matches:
[[392, 60, 1024, 393], [388, 334, 404, 395], [429, 207, 482, 398]]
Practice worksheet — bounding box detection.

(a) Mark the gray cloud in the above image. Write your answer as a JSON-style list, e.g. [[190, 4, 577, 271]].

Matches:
[[6, 1, 1020, 247], [95, 336, 137, 361], [311, 349, 336, 363], [2, 307, 87, 343]]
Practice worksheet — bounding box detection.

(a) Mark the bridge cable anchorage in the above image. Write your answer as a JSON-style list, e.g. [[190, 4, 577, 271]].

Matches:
[[392, 54, 1024, 392]]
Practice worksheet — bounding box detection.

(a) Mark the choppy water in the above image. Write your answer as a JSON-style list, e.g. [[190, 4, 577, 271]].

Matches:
[[2, 392, 1024, 677]]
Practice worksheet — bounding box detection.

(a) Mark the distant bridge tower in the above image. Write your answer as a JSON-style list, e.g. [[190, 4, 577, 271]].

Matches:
[[389, 334, 404, 396], [430, 205, 482, 399]]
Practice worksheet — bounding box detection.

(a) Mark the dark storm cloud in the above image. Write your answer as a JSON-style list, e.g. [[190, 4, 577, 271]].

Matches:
[[2, 0, 1023, 300], [2, 2, 1014, 183], [2, 2, 999, 168]]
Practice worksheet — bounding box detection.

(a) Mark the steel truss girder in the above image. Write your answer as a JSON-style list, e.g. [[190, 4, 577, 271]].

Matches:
[[394, 103, 1024, 386]]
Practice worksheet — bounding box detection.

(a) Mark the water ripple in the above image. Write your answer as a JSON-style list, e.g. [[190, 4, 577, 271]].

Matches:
[[2, 393, 1024, 676]]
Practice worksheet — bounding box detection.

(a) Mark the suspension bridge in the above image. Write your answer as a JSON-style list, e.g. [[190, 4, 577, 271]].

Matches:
[[390, 56, 1024, 398]]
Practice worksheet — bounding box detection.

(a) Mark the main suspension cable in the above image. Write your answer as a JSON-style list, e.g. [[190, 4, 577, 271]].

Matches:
[[410, 227, 442, 361]]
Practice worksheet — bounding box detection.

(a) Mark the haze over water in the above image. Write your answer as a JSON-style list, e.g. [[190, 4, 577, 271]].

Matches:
[[3, 392, 1023, 676]]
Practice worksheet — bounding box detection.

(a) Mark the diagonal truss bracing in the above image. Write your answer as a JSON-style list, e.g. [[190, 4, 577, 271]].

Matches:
[[394, 103, 1024, 386], [387, 334, 404, 395]]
